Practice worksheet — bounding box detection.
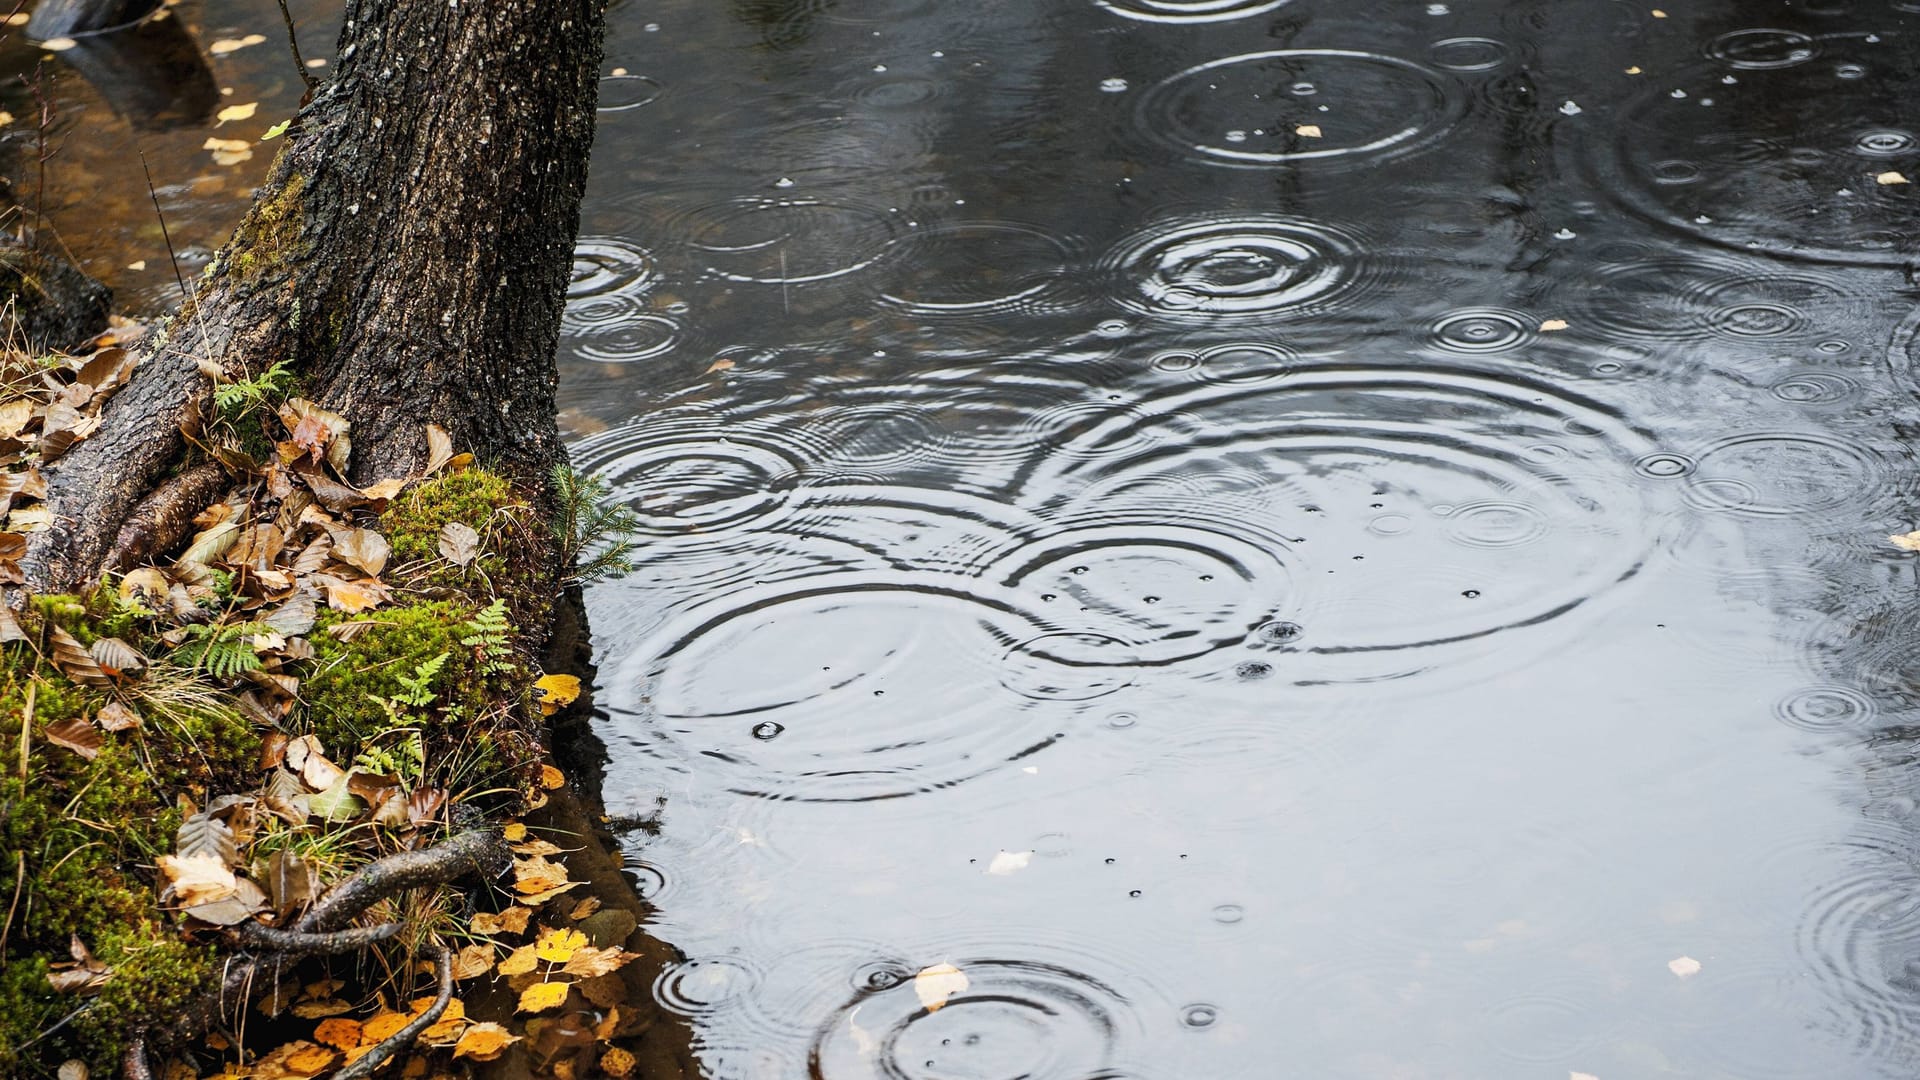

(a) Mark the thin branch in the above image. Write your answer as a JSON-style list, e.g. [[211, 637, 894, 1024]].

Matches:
[[273, 0, 317, 95], [296, 829, 506, 933], [235, 920, 402, 956], [334, 946, 450, 1080], [138, 152, 191, 307]]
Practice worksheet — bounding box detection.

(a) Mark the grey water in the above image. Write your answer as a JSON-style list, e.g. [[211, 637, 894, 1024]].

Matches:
[[559, 2, 1920, 1077]]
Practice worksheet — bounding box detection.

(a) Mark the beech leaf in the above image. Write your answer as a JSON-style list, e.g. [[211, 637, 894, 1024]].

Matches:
[[914, 963, 968, 1013], [44, 716, 103, 759], [438, 521, 480, 567]]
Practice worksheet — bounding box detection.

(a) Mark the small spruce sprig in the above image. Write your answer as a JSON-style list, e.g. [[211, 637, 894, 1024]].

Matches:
[[550, 463, 640, 586]]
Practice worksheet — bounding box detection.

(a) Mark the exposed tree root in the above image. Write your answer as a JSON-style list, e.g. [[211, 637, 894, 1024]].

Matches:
[[105, 460, 231, 573], [123, 1037, 152, 1080], [134, 830, 506, 1066]]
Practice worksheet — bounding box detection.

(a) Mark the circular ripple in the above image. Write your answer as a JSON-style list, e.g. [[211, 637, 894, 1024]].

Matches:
[[669, 197, 897, 284], [570, 418, 804, 535], [1001, 632, 1137, 701], [569, 237, 656, 299], [1705, 29, 1819, 69], [562, 290, 649, 334], [809, 959, 1139, 1080], [1027, 365, 1657, 684], [612, 572, 1072, 802], [1795, 849, 1920, 1064], [1770, 371, 1858, 404], [1683, 432, 1882, 516], [1194, 341, 1299, 382], [1095, 0, 1293, 22], [1104, 215, 1368, 320], [877, 222, 1079, 318], [573, 313, 684, 363], [599, 74, 663, 111], [1427, 308, 1534, 353], [655, 956, 763, 1016], [1429, 37, 1512, 73], [1602, 33, 1920, 266], [1774, 685, 1876, 733], [1136, 50, 1464, 167], [1562, 259, 1860, 344]]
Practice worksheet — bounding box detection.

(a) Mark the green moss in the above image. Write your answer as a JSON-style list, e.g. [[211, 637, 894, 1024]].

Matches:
[[0, 645, 232, 1075], [306, 601, 493, 751], [379, 469, 520, 568], [229, 173, 308, 281]]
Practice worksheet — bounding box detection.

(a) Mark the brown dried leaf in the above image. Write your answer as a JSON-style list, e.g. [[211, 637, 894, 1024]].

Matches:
[[95, 700, 141, 732], [0, 602, 26, 644], [451, 943, 497, 980], [88, 637, 145, 679], [330, 527, 390, 577], [561, 945, 636, 979], [438, 521, 480, 567], [268, 849, 315, 914], [49, 626, 111, 686], [406, 786, 446, 827], [513, 855, 571, 895], [312, 574, 389, 613], [176, 810, 238, 865], [569, 896, 602, 921], [290, 533, 333, 575], [425, 423, 454, 475], [44, 716, 103, 759], [472, 906, 533, 935], [158, 852, 237, 905]]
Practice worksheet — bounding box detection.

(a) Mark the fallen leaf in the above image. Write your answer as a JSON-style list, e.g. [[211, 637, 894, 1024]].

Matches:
[[453, 1022, 521, 1061], [96, 701, 141, 732], [1668, 955, 1702, 978], [503, 822, 528, 842], [424, 424, 454, 475], [262, 118, 291, 140], [514, 855, 571, 895], [1295, 124, 1323, 137], [594, 1005, 621, 1041], [705, 358, 735, 374], [517, 981, 572, 1013], [914, 962, 968, 1013], [158, 852, 238, 905], [986, 850, 1033, 876], [451, 943, 497, 980], [50, 626, 112, 687], [1539, 318, 1569, 332], [600, 1047, 637, 1078], [473, 906, 534, 935], [534, 674, 581, 716], [361, 1011, 412, 1044], [201, 137, 253, 166], [44, 716, 103, 759], [1891, 531, 1920, 552], [497, 944, 540, 976], [330, 528, 390, 577], [41, 36, 76, 51], [56, 1061, 85, 1080], [540, 763, 566, 789], [216, 101, 259, 125], [438, 521, 480, 566], [1878, 171, 1911, 186], [207, 33, 268, 55], [313, 1017, 361, 1051], [536, 926, 588, 963], [562, 945, 636, 979], [570, 896, 602, 921]]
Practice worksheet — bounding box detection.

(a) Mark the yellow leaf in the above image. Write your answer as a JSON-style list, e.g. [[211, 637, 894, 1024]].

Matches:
[[503, 822, 527, 841], [312, 1017, 361, 1051], [517, 980, 572, 1013], [453, 1022, 520, 1061], [1889, 531, 1920, 552], [593, 1005, 621, 1041], [536, 926, 588, 963], [1539, 318, 1569, 332], [540, 763, 566, 790], [41, 37, 76, 51], [1878, 171, 1911, 186], [914, 963, 968, 1013], [1294, 124, 1322, 138], [216, 102, 259, 125], [534, 674, 581, 716], [497, 944, 539, 976]]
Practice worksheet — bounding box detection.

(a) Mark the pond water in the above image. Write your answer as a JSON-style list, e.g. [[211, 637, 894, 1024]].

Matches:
[[21, 0, 1920, 1076]]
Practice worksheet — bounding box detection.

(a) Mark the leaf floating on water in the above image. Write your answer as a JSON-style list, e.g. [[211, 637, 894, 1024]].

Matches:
[[453, 1022, 520, 1061], [496, 944, 539, 976], [41, 37, 76, 51], [262, 119, 291, 140], [914, 962, 968, 1013], [1889, 531, 1920, 552], [517, 980, 572, 1013], [1539, 318, 1569, 332], [202, 137, 254, 166], [208, 33, 268, 55], [535, 674, 582, 716], [216, 102, 259, 125], [1667, 955, 1702, 978], [986, 850, 1033, 876], [1878, 171, 1911, 186], [535, 926, 588, 962], [312, 1017, 361, 1052], [1294, 124, 1323, 138]]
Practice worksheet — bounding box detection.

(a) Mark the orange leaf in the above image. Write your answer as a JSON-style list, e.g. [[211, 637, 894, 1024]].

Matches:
[[496, 944, 539, 976], [600, 1046, 637, 1077], [452, 1022, 520, 1062], [313, 1017, 361, 1051]]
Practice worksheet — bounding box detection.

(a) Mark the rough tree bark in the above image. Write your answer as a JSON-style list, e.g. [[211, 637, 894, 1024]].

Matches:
[[26, 0, 601, 591]]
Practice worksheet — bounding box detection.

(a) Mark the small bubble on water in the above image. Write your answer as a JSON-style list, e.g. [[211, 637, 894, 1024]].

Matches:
[[1559, 100, 1582, 116], [1181, 1004, 1220, 1029], [1224, 130, 1248, 142], [1129, 890, 1143, 898], [1291, 81, 1316, 95], [1212, 904, 1245, 923], [1257, 621, 1303, 644], [1105, 712, 1138, 730], [1100, 77, 1129, 92], [1070, 566, 1089, 575], [644, 22, 660, 31], [1105, 858, 1116, 865], [751, 722, 784, 741], [1235, 660, 1274, 681], [773, 177, 794, 188], [1462, 589, 1481, 598]]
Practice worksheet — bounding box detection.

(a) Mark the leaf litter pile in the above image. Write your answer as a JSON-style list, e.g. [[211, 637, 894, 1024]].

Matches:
[[0, 327, 653, 1079]]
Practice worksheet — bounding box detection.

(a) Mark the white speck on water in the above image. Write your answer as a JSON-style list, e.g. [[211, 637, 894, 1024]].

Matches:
[[644, 22, 659, 31], [1554, 227, 1576, 240], [1224, 130, 1248, 143], [1722, 74, 1737, 84], [1100, 78, 1129, 92], [1867, 33, 1881, 42], [873, 64, 887, 72], [1670, 88, 1688, 98], [1427, 2, 1449, 12], [1559, 100, 1582, 115], [1694, 214, 1713, 224], [774, 177, 794, 188], [1698, 98, 1714, 106], [930, 50, 944, 58]]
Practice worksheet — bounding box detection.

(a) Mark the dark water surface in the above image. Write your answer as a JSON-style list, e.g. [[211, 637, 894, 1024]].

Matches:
[[564, 2, 1920, 1077], [21, 0, 1920, 1076]]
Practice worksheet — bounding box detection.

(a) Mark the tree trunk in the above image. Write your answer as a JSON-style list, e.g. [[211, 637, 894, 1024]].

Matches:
[[26, 0, 601, 592]]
